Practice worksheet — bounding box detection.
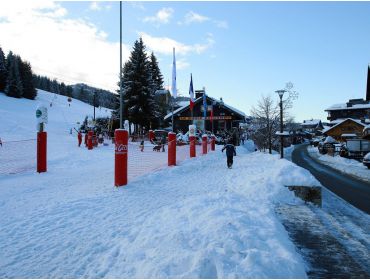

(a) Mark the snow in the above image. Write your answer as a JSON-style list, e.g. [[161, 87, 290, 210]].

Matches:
[[325, 103, 370, 111], [0, 90, 320, 278], [307, 146, 370, 183], [302, 119, 321, 126]]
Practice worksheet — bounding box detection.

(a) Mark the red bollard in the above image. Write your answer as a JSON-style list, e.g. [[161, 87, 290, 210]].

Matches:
[[37, 131, 47, 173], [189, 135, 196, 158], [149, 130, 154, 142], [87, 131, 93, 150], [211, 136, 215, 151], [168, 132, 176, 166], [115, 129, 128, 187], [202, 135, 208, 154]]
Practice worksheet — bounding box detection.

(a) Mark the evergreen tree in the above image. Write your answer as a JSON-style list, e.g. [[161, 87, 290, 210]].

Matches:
[[5, 52, 23, 98], [149, 52, 164, 91], [115, 38, 161, 129], [0, 46, 7, 92], [19, 58, 37, 99]]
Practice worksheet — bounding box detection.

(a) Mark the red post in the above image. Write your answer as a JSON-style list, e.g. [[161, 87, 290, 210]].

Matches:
[[115, 129, 128, 187], [87, 131, 93, 150], [211, 136, 215, 151], [168, 132, 176, 166], [37, 132, 47, 173], [202, 135, 208, 154], [189, 135, 196, 158], [149, 130, 154, 142]]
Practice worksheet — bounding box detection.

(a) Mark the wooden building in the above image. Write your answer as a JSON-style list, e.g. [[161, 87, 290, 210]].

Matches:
[[322, 118, 366, 141], [164, 92, 246, 133]]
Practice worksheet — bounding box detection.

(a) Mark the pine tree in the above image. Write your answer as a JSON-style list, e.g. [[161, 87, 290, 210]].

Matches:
[[5, 52, 23, 98], [115, 38, 163, 130], [19, 58, 37, 99], [149, 52, 164, 91], [0, 46, 7, 92]]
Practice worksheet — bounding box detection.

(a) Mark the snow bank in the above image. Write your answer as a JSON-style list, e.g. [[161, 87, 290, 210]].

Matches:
[[307, 146, 370, 183]]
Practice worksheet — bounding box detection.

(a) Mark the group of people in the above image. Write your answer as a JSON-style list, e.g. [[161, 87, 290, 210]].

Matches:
[[77, 130, 104, 147]]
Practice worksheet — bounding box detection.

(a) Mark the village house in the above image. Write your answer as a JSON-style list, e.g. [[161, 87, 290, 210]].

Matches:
[[325, 65, 370, 124], [322, 118, 367, 141], [301, 119, 324, 135], [164, 89, 246, 133]]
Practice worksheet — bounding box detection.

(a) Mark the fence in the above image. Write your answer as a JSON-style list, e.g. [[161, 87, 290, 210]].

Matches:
[[0, 134, 215, 181], [0, 139, 36, 175]]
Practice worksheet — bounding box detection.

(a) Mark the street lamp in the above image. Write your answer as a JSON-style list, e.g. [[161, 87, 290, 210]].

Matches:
[[275, 89, 287, 159]]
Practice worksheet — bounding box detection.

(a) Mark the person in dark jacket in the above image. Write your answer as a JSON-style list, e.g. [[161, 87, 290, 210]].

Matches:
[[222, 141, 236, 168]]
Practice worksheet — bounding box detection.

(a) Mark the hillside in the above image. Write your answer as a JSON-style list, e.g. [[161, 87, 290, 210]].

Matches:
[[0, 89, 111, 141]]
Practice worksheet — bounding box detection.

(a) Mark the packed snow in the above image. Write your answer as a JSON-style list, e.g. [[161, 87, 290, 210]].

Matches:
[[0, 90, 321, 278], [307, 146, 370, 183]]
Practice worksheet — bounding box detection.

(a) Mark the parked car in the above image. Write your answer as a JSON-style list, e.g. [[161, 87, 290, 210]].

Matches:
[[362, 152, 370, 169]]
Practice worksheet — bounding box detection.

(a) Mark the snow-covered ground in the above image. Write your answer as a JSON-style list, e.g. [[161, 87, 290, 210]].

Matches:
[[307, 146, 370, 183], [1, 90, 323, 278]]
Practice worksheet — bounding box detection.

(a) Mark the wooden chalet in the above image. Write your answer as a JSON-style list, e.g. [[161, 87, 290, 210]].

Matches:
[[164, 91, 246, 133], [322, 118, 366, 141]]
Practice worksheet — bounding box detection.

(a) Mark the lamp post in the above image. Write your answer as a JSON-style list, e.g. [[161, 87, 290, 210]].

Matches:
[[275, 89, 286, 159], [119, 1, 123, 129]]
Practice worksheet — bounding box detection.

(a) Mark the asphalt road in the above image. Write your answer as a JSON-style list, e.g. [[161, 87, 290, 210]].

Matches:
[[292, 144, 370, 215]]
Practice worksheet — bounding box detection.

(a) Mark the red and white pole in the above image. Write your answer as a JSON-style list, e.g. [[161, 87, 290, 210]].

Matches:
[[211, 136, 215, 151], [87, 130, 93, 150], [189, 135, 196, 158], [202, 135, 208, 154], [115, 129, 128, 187], [168, 132, 176, 166], [37, 131, 47, 173]]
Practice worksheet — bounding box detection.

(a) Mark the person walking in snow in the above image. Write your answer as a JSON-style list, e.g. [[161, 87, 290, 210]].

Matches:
[[222, 140, 236, 169], [77, 131, 82, 147], [139, 140, 144, 152]]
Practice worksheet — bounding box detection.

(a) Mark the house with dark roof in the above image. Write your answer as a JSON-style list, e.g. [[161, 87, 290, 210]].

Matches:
[[164, 90, 246, 133]]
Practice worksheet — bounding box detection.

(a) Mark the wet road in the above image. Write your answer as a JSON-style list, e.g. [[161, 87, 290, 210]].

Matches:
[[292, 144, 370, 215]]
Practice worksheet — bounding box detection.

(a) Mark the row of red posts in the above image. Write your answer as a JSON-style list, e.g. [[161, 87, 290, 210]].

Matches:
[[114, 130, 216, 187], [36, 128, 215, 188]]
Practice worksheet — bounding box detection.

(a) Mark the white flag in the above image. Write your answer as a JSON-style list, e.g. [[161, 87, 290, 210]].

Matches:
[[171, 47, 177, 98]]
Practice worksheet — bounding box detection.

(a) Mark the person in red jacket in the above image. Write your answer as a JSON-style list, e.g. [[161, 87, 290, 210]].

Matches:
[[78, 131, 82, 147]]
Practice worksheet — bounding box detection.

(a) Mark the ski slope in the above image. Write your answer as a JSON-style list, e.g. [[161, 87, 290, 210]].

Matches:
[[0, 90, 320, 278]]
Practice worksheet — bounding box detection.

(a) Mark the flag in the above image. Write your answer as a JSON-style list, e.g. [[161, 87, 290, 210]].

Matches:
[[189, 73, 194, 110], [171, 48, 177, 98], [203, 90, 207, 119], [210, 104, 213, 123]]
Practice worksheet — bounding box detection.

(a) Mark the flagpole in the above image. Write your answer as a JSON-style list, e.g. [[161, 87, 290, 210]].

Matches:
[[203, 87, 206, 133], [171, 47, 176, 133]]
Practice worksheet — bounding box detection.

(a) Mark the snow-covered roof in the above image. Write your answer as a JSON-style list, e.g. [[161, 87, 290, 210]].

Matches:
[[302, 119, 321, 126], [164, 95, 246, 120], [325, 103, 370, 111], [176, 101, 189, 108], [322, 118, 366, 134], [341, 133, 357, 137], [275, 131, 290, 136]]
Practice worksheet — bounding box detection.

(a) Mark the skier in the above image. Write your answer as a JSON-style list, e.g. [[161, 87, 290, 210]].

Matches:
[[222, 140, 236, 169], [0, 137, 2, 147], [77, 131, 82, 147]]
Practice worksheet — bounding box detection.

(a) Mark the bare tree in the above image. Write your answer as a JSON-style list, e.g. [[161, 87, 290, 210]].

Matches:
[[251, 95, 279, 154], [250, 82, 299, 153]]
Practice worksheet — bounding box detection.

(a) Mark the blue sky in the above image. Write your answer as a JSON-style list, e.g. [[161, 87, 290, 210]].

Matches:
[[1, 1, 370, 122]]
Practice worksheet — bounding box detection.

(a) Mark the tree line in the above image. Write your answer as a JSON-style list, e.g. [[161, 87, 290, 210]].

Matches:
[[0, 46, 37, 100]]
